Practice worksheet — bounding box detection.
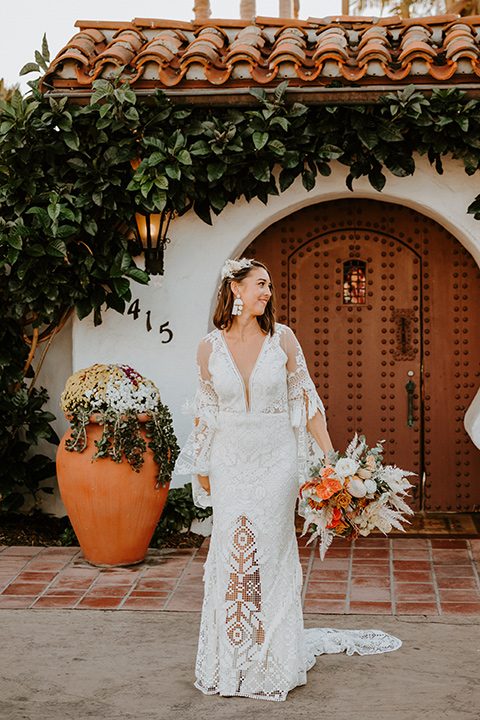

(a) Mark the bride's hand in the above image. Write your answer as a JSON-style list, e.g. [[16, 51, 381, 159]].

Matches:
[[198, 474, 211, 494]]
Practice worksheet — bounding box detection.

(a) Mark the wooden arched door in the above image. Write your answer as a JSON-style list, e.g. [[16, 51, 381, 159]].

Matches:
[[245, 199, 480, 512]]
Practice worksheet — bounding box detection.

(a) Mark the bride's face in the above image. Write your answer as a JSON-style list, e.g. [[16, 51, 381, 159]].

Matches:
[[233, 267, 272, 316]]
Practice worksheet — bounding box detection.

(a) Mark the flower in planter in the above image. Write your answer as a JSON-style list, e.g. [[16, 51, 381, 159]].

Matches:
[[60, 364, 179, 487]]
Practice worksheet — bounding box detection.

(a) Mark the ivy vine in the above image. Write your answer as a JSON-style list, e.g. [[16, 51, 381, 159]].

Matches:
[[2, 43, 480, 510]]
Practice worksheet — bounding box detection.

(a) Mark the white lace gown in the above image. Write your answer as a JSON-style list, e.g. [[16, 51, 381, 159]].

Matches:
[[175, 323, 401, 702]]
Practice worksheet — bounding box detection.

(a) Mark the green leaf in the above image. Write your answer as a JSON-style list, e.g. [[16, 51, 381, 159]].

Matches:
[[152, 189, 167, 211], [19, 62, 39, 76], [7, 247, 20, 265], [0, 120, 14, 133], [455, 116, 469, 132], [267, 139, 286, 156], [253, 131, 269, 150], [7, 234, 23, 250], [148, 151, 166, 166], [83, 217, 98, 236], [67, 157, 88, 170], [34, 50, 49, 72], [63, 131, 79, 151], [252, 160, 270, 183], [249, 87, 269, 103], [177, 149, 192, 165], [467, 194, 480, 215], [368, 168, 386, 192], [207, 162, 227, 182], [282, 150, 300, 169], [270, 116, 289, 131], [46, 239, 68, 257], [190, 140, 210, 156], [75, 298, 92, 321], [358, 127, 379, 150], [41, 34, 50, 63], [153, 176, 169, 190], [274, 81, 289, 104], [302, 170, 316, 192], [165, 163, 181, 180], [111, 277, 130, 296], [127, 267, 149, 284], [377, 121, 404, 143]]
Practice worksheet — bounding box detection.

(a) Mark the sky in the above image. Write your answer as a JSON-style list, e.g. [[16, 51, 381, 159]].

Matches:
[[1, 0, 342, 93]]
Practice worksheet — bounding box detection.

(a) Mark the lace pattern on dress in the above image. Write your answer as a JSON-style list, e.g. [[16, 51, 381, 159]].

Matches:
[[282, 333, 327, 489], [225, 516, 265, 663], [175, 361, 218, 508]]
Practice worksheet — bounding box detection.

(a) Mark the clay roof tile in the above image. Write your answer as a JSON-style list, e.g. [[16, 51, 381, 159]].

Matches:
[[357, 41, 393, 64], [181, 42, 220, 66], [41, 15, 480, 96], [225, 43, 263, 64]]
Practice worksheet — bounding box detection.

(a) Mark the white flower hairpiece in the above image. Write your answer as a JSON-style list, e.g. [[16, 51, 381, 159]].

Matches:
[[221, 258, 253, 280]]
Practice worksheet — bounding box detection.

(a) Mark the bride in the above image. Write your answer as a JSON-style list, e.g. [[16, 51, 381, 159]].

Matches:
[[175, 258, 401, 701]]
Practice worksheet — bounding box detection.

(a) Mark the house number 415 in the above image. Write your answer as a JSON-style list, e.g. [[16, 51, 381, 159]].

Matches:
[[127, 299, 173, 344]]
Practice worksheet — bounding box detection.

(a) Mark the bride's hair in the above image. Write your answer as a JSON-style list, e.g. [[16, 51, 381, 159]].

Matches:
[[213, 259, 276, 335]]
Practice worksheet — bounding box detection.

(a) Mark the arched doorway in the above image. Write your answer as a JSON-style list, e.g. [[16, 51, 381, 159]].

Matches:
[[245, 199, 480, 512]]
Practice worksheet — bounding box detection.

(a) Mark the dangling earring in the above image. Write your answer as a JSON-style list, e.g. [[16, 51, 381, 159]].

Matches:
[[232, 294, 243, 316]]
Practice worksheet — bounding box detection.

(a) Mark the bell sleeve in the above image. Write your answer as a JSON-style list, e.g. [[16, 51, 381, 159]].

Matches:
[[283, 326, 327, 486], [174, 338, 218, 509]]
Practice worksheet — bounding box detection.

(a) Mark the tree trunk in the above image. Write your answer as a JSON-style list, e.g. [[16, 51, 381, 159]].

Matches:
[[194, 0, 211, 21], [240, 0, 256, 19], [279, 0, 294, 17]]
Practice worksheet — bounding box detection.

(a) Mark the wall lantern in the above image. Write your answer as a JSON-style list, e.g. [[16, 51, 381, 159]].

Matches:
[[134, 209, 174, 276], [130, 157, 174, 276]]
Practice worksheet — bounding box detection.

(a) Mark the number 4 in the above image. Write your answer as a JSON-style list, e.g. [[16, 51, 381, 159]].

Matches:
[[127, 298, 141, 321]]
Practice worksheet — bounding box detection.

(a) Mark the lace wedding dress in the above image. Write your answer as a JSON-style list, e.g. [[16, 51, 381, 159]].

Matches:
[[175, 323, 401, 701]]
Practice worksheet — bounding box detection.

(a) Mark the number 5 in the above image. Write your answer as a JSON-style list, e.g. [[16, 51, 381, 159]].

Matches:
[[159, 321, 173, 344]]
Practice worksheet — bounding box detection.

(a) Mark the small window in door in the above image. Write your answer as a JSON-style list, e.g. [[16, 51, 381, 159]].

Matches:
[[343, 260, 366, 304]]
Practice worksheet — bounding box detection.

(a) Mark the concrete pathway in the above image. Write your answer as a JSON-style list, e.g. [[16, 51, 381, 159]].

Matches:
[[1, 536, 480, 615], [1, 610, 479, 720]]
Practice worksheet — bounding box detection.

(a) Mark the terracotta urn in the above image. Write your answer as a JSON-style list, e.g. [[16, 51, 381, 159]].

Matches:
[[56, 414, 169, 566]]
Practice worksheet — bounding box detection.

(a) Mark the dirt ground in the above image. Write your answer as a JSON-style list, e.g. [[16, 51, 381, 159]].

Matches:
[[1, 610, 479, 720]]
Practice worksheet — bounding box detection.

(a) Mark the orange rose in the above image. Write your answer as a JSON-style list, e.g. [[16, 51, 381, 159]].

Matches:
[[336, 491, 352, 509], [326, 507, 343, 529], [320, 465, 336, 481]]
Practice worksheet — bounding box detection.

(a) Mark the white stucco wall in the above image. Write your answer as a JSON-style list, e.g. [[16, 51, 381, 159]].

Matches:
[[37, 154, 480, 514]]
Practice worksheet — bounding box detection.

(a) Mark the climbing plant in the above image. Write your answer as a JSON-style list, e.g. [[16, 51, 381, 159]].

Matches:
[[2, 40, 480, 510]]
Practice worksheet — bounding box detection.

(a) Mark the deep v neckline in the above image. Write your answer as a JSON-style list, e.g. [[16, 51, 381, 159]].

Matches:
[[220, 330, 269, 410]]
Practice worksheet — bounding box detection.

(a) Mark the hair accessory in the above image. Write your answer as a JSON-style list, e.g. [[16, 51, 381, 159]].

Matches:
[[232, 294, 243, 316], [221, 258, 253, 281]]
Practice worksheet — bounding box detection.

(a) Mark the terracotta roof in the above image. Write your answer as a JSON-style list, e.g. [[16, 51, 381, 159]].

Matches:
[[41, 15, 480, 102]]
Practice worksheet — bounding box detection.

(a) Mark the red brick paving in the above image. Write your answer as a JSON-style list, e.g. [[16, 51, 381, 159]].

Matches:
[[0, 537, 479, 615]]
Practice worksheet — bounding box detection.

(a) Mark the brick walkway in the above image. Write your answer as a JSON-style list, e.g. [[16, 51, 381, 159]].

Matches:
[[0, 536, 479, 615]]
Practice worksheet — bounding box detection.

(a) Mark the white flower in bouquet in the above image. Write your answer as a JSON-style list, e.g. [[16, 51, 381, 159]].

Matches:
[[364, 478, 377, 494], [335, 457, 359, 477], [357, 467, 373, 480]]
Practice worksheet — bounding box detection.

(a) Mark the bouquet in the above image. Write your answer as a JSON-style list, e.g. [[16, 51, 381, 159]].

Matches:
[[60, 364, 179, 487], [298, 434, 414, 559]]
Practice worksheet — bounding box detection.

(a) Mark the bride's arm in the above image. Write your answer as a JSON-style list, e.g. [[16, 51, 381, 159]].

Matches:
[[307, 410, 334, 457]]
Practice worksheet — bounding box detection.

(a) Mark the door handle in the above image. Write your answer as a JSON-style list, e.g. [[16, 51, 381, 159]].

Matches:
[[405, 379, 416, 428]]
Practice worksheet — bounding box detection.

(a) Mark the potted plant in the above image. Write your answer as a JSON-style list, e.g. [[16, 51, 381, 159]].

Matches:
[[56, 364, 179, 566]]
